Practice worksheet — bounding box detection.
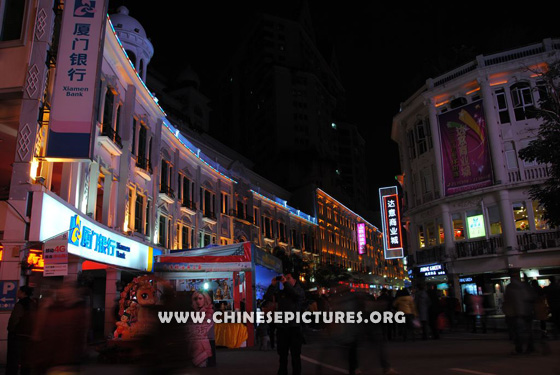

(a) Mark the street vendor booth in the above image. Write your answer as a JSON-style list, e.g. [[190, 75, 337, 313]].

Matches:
[[154, 241, 283, 348]]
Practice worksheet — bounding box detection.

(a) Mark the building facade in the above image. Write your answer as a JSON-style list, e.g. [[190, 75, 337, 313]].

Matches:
[[392, 38, 560, 307]]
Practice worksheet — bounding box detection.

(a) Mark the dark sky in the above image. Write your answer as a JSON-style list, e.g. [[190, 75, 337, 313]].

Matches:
[[109, 1, 560, 194]]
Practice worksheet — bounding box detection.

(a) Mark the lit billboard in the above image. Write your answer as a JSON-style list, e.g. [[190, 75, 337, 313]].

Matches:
[[357, 223, 366, 255], [379, 186, 404, 259], [46, 0, 108, 159]]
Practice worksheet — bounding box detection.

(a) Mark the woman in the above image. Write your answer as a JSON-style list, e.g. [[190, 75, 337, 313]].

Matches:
[[393, 289, 418, 341], [188, 291, 214, 367]]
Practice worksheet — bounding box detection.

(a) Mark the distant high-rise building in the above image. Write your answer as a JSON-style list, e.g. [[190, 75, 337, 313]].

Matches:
[[212, 6, 368, 211]]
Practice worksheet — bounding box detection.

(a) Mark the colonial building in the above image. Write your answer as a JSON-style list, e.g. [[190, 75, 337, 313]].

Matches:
[[392, 38, 560, 307]]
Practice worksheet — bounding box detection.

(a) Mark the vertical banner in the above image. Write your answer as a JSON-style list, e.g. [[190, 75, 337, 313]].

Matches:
[[46, 0, 108, 159], [357, 223, 366, 255], [379, 186, 404, 259], [43, 233, 69, 276], [438, 100, 493, 196]]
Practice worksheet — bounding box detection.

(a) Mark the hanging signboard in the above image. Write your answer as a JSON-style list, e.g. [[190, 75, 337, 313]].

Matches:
[[46, 0, 108, 160], [379, 186, 404, 259], [43, 233, 69, 276]]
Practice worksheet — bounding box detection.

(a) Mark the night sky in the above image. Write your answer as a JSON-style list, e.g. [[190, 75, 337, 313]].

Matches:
[[109, 1, 560, 196]]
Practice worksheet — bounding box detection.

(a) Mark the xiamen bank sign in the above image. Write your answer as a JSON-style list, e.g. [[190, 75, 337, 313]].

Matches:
[[31, 192, 157, 271]]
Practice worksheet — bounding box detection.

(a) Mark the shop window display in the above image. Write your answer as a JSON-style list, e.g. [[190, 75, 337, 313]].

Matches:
[[452, 213, 465, 240], [512, 202, 529, 231], [532, 201, 549, 230]]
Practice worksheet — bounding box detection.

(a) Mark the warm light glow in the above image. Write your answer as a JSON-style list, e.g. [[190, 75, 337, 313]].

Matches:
[[435, 100, 449, 108], [466, 87, 480, 95], [27, 250, 44, 271], [489, 80, 508, 86], [30, 159, 39, 180]]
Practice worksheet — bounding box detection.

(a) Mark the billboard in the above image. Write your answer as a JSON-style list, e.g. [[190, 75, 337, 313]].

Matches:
[[379, 186, 404, 259], [438, 100, 493, 196], [467, 214, 486, 239], [46, 0, 108, 159], [357, 223, 366, 255]]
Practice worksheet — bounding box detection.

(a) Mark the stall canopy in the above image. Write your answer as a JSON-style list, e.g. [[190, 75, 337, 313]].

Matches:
[[154, 242, 282, 274]]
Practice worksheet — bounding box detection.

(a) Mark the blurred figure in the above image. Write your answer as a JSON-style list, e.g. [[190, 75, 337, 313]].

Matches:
[[393, 289, 417, 341], [6, 285, 36, 375], [377, 288, 395, 341], [31, 282, 89, 374], [188, 291, 214, 367], [415, 284, 430, 340], [531, 280, 549, 336], [427, 285, 442, 339], [443, 292, 460, 332], [468, 292, 485, 333], [264, 272, 305, 375], [544, 276, 560, 339], [503, 271, 535, 355]]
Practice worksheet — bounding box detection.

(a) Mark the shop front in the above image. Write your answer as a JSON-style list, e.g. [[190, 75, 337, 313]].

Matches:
[[28, 191, 161, 339], [154, 241, 283, 348]]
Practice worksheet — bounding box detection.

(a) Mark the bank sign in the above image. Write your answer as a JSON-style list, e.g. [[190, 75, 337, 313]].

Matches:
[[34, 192, 154, 271]]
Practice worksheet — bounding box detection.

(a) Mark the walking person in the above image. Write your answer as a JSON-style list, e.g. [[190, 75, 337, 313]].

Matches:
[[264, 271, 306, 375], [393, 289, 418, 341], [6, 286, 36, 375], [415, 284, 431, 340], [503, 271, 535, 355], [427, 285, 442, 339], [544, 276, 560, 339]]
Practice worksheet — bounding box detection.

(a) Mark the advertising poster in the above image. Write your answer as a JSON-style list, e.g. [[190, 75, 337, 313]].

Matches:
[[438, 100, 493, 196]]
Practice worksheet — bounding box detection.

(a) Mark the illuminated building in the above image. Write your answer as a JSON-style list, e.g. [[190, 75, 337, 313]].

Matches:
[[391, 38, 560, 305], [312, 188, 404, 287]]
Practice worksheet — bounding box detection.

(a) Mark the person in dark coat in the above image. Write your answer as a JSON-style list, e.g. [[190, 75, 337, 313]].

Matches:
[[6, 286, 36, 375], [264, 271, 306, 375]]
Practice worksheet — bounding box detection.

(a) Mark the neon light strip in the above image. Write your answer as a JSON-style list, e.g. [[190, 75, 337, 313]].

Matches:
[[317, 188, 380, 233], [250, 190, 317, 225]]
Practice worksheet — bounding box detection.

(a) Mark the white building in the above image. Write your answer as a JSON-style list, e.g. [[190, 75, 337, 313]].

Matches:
[[392, 38, 560, 307]]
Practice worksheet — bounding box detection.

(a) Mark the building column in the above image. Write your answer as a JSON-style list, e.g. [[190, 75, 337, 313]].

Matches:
[[497, 189, 517, 252], [427, 99, 445, 196], [104, 268, 121, 337], [479, 76, 506, 185], [440, 203, 454, 259]]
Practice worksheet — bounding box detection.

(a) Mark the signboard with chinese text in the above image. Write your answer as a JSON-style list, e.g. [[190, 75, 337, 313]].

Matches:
[[438, 100, 493, 196], [43, 233, 69, 276], [357, 223, 366, 255], [379, 186, 404, 259], [418, 263, 446, 277], [34, 192, 155, 271], [467, 214, 486, 239], [46, 0, 108, 159]]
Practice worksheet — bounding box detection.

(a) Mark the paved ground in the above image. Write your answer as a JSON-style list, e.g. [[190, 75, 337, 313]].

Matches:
[[3, 328, 559, 374]]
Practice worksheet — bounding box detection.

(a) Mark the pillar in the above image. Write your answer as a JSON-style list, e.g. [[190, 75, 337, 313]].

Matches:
[[104, 268, 122, 337]]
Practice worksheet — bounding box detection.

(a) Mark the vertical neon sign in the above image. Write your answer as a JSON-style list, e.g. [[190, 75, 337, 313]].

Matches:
[[379, 186, 404, 259], [357, 223, 366, 255]]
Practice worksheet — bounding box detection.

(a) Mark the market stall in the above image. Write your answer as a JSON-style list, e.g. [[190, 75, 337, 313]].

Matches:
[[154, 242, 283, 347]]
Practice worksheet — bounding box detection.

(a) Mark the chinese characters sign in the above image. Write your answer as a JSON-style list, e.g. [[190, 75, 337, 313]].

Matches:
[[438, 100, 493, 196], [357, 223, 366, 255], [418, 263, 446, 277], [43, 233, 69, 276], [46, 0, 108, 159], [379, 187, 404, 259]]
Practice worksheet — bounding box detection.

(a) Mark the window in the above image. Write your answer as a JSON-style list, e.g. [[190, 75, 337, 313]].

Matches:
[[220, 193, 229, 215], [102, 88, 115, 131], [253, 207, 259, 226], [278, 222, 287, 243], [131, 118, 138, 155], [200, 187, 216, 219], [487, 206, 502, 235], [179, 224, 191, 249], [510, 82, 536, 120], [145, 200, 151, 236], [425, 222, 436, 247], [407, 130, 417, 159], [0, 0, 26, 42], [495, 88, 510, 124], [452, 213, 465, 240], [418, 224, 425, 248], [136, 124, 151, 173], [415, 121, 428, 155], [159, 215, 171, 248], [504, 142, 519, 170], [160, 160, 173, 197], [134, 194, 144, 234], [532, 201, 549, 231], [512, 202, 529, 231], [178, 174, 194, 208], [262, 216, 273, 239]]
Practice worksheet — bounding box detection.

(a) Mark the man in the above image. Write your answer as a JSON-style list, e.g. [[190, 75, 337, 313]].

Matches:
[[264, 272, 305, 375], [503, 271, 535, 354], [6, 286, 36, 375]]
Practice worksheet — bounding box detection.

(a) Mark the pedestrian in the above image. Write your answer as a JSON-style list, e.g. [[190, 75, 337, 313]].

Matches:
[[544, 276, 560, 339], [6, 285, 36, 375], [415, 284, 430, 340], [503, 271, 535, 355], [264, 271, 306, 375], [468, 292, 485, 333], [531, 280, 549, 336], [377, 288, 394, 341], [427, 285, 442, 339], [31, 282, 89, 374], [393, 288, 417, 341]]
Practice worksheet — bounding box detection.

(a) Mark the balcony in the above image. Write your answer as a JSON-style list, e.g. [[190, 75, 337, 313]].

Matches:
[[202, 211, 217, 225], [415, 245, 445, 265], [98, 123, 123, 156], [159, 185, 175, 204], [517, 230, 560, 252], [455, 237, 503, 259], [135, 155, 152, 181], [508, 165, 550, 183], [229, 209, 254, 225], [180, 200, 197, 215]]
